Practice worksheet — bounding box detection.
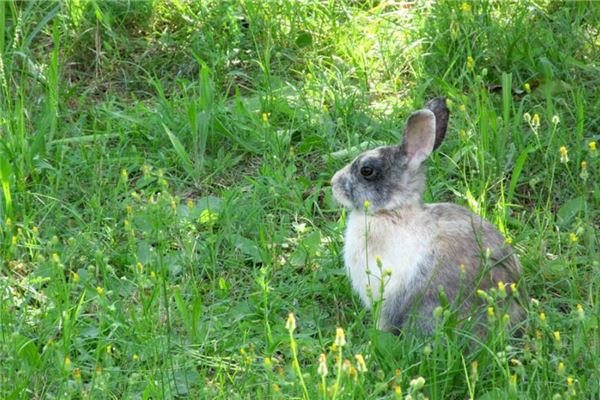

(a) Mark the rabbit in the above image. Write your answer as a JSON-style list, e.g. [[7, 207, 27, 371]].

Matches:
[[331, 98, 522, 334]]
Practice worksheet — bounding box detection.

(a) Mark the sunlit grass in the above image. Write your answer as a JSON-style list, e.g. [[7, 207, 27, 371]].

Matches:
[[0, 1, 599, 398]]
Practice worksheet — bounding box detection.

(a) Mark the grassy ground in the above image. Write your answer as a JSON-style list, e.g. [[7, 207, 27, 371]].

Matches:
[[1, 1, 599, 398]]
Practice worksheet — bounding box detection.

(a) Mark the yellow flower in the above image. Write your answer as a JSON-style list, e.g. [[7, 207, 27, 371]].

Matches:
[[559, 146, 569, 163], [262, 113, 269, 124], [458, 104, 466, 112], [466, 56, 474, 70], [96, 287, 104, 296], [187, 199, 194, 209], [106, 344, 112, 354], [589, 141, 597, 152], [539, 312, 546, 322], [487, 306, 495, 321], [553, 331, 561, 342], [73, 367, 81, 380], [580, 160, 589, 181], [72, 271, 80, 283], [133, 354, 140, 361], [569, 232, 578, 243], [524, 83, 531, 93], [363, 200, 370, 210], [335, 327, 346, 347], [461, 2, 472, 12], [199, 209, 219, 225], [576, 304, 585, 320], [286, 313, 296, 332], [497, 281, 506, 298], [557, 362, 565, 376], [532, 113, 540, 127], [317, 353, 328, 377], [355, 354, 367, 372], [136, 262, 144, 273], [505, 237, 513, 244], [64, 356, 72, 368], [121, 168, 128, 181]]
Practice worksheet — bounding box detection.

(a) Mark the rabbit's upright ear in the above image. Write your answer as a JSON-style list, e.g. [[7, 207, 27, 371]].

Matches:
[[425, 97, 450, 150], [401, 109, 436, 169]]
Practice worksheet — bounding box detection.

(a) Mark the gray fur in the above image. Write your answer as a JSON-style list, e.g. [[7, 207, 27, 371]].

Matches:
[[331, 98, 523, 334]]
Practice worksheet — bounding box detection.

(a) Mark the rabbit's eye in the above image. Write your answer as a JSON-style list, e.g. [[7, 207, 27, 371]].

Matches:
[[360, 165, 376, 179]]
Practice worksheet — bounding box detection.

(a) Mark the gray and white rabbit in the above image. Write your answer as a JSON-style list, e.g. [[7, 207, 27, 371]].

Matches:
[[331, 98, 522, 334]]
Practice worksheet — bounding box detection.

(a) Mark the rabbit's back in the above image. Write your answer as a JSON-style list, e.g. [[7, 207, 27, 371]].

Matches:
[[343, 203, 521, 332]]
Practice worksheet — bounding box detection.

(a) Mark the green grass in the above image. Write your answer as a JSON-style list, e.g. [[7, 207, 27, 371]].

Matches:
[[1, 0, 599, 398]]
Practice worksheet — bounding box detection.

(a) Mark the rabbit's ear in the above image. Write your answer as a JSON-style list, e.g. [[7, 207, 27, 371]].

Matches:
[[425, 97, 450, 150], [401, 109, 436, 168]]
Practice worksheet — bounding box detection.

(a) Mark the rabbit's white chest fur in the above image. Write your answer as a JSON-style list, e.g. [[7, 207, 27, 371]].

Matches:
[[344, 209, 431, 308]]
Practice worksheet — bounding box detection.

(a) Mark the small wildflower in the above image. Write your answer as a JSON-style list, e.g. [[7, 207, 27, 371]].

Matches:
[[532, 113, 540, 127], [64, 356, 72, 369], [136, 262, 143, 273], [471, 361, 478, 382], [567, 376, 574, 386], [95, 366, 103, 376], [32, 226, 39, 235], [317, 353, 328, 377], [559, 146, 569, 163], [73, 367, 81, 380], [150, 271, 157, 280], [187, 199, 194, 209], [557, 362, 566, 375], [553, 331, 561, 345], [433, 306, 443, 319], [502, 313, 510, 325], [199, 209, 219, 225], [461, 2, 472, 12], [589, 141, 597, 153], [262, 113, 269, 124], [355, 354, 367, 372], [576, 304, 585, 320], [125, 205, 133, 215], [459, 263, 466, 274], [524, 83, 531, 93], [497, 281, 506, 298], [580, 160, 588, 181], [539, 312, 546, 324], [505, 237, 513, 244], [52, 253, 60, 263], [363, 200, 370, 211], [409, 376, 426, 391], [423, 345, 432, 356], [569, 232, 578, 243], [133, 354, 140, 361], [394, 385, 402, 398], [106, 345, 112, 354], [552, 115, 560, 125], [458, 104, 466, 112], [523, 112, 532, 123], [335, 327, 346, 347], [71, 271, 80, 283], [121, 168, 128, 182], [286, 313, 297, 332], [509, 374, 517, 391], [487, 306, 496, 322], [375, 255, 382, 268], [96, 287, 104, 296], [142, 164, 151, 175], [466, 56, 474, 70], [510, 282, 517, 294]]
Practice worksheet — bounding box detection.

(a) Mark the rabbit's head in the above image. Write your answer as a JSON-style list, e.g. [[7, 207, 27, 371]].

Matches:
[[331, 98, 449, 212]]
